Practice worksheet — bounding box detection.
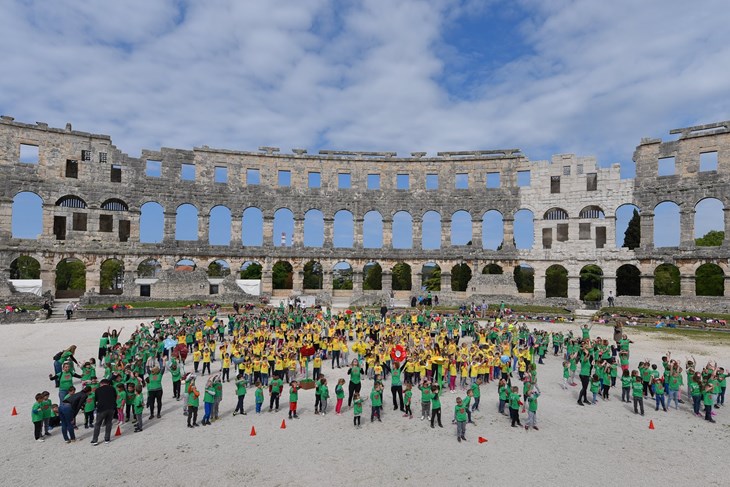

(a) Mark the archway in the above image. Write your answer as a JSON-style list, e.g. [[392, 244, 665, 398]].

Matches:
[[174, 259, 196, 272], [175, 204, 199, 241], [241, 207, 263, 246], [654, 202, 680, 248], [545, 264, 568, 298], [11, 192, 43, 239], [100, 259, 124, 294], [422, 211, 441, 250], [451, 263, 472, 291], [393, 211, 413, 249], [304, 209, 324, 247], [303, 260, 323, 290], [363, 211, 383, 249], [616, 204, 640, 249], [55, 258, 86, 297], [333, 261, 353, 290], [239, 261, 262, 279], [482, 210, 503, 250], [579, 265, 603, 301], [209, 206, 231, 246], [482, 263, 503, 274], [654, 263, 680, 295], [451, 210, 472, 246], [273, 208, 294, 247], [514, 209, 534, 250], [272, 261, 293, 289], [363, 262, 382, 290], [694, 198, 724, 246], [513, 264, 534, 293], [422, 262, 441, 291], [207, 259, 231, 277], [333, 210, 354, 248], [392, 262, 412, 290], [10, 256, 41, 279], [616, 264, 640, 296], [137, 258, 162, 278], [695, 263, 724, 296], [140, 202, 164, 243]]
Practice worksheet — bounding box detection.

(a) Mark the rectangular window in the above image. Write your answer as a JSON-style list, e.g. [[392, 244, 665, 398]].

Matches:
[[72, 212, 87, 231], [551, 176, 561, 194], [577, 163, 584, 175], [595, 226, 606, 248], [517, 170, 530, 187], [209, 284, 219, 295], [181, 163, 195, 181], [563, 165, 571, 176], [658, 156, 676, 176], [65, 159, 78, 178], [586, 173, 597, 191], [579, 223, 591, 240], [81, 150, 91, 161], [119, 219, 130, 242], [367, 173, 380, 190], [140, 284, 151, 297], [396, 173, 410, 190], [214, 166, 228, 183], [426, 173, 438, 190], [455, 173, 468, 189], [542, 228, 553, 249], [557, 223, 569, 242], [278, 170, 291, 187], [99, 214, 113, 232], [98, 152, 108, 163], [700, 151, 718, 172], [308, 172, 321, 188], [53, 216, 66, 240], [486, 172, 500, 188], [338, 173, 351, 189], [19, 144, 39, 164], [247, 168, 260, 185], [110, 164, 122, 182], [146, 160, 161, 177]]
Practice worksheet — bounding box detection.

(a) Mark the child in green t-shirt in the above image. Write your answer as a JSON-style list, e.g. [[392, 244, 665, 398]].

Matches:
[[430, 385, 443, 428], [525, 390, 539, 431], [454, 397, 467, 442], [40, 391, 52, 436], [255, 382, 264, 414], [419, 380, 432, 420], [234, 373, 247, 416], [508, 386, 522, 427], [83, 391, 96, 428], [133, 385, 145, 432], [288, 381, 300, 419], [370, 383, 383, 422], [32, 393, 45, 442], [335, 378, 345, 415], [353, 393, 365, 428], [403, 383, 413, 418]]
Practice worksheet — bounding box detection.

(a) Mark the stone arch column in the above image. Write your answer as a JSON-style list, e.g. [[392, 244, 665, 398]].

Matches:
[[128, 209, 141, 242], [604, 214, 616, 249], [502, 217, 515, 250], [352, 269, 363, 294], [0, 197, 13, 239], [198, 213, 209, 242], [163, 211, 176, 242], [533, 268, 546, 299], [640, 211, 654, 248], [85, 260, 101, 295], [353, 217, 363, 249], [323, 217, 334, 248], [440, 271, 452, 292], [724, 208, 730, 247], [293, 217, 304, 247], [602, 270, 617, 301], [382, 218, 393, 248], [680, 273, 694, 296], [382, 270, 393, 293], [567, 272, 580, 300], [471, 217, 482, 248], [640, 272, 654, 296], [679, 208, 695, 249], [230, 213, 242, 247], [260, 259, 273, 294], [293, 269, 304, 292], [262, 215, 274, 245], [441, 218, 450, 248], [412, 217, 422, 250]]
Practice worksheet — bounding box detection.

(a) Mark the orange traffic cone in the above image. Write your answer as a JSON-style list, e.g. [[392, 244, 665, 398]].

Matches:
[[115, 425, 122, 436], [280, 419, 286, 429], [649, 420, 655, 430], [11, 407, 18, 416], [250, 426, 257, 436], [478, 437, 488, 444]]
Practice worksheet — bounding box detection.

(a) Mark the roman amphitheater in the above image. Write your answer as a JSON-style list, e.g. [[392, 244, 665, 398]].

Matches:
[[1, 116, 729, 311]]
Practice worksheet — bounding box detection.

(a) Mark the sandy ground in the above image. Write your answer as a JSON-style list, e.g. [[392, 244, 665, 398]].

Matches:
[[1, 316, 729, 487]]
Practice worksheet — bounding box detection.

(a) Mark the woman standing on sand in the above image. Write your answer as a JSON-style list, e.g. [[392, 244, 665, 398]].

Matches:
[[347, 360, 363, 408], [577, 348, 592, 406]]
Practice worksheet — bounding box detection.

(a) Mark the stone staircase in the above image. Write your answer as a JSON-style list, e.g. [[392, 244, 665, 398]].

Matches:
[[42, 298, 83, 321]]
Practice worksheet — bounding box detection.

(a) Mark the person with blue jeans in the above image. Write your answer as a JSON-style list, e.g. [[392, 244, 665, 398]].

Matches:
[[201, 381, 216, 425], [58, 386, 89, 443]]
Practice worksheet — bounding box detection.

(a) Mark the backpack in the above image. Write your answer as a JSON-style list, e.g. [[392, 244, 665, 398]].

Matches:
[[53, 350, 64, 361]]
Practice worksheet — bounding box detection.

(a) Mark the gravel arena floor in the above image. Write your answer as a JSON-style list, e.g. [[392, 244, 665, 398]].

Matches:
[[1, 316, 729, 487]]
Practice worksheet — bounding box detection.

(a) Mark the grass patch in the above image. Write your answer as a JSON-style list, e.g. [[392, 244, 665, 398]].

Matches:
[[492, 304, 573, 315], [85, 300, 230, 310], [624, 325, 730, 344], [598, 306, 730, 321]]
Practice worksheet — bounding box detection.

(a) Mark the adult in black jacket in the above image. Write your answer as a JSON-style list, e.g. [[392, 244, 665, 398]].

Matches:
[[59, 386, 90, 443], [91, 379, 118, 444]]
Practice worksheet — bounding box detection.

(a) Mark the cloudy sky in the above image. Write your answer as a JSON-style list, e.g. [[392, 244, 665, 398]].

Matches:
[[4, 0, 729, 247]]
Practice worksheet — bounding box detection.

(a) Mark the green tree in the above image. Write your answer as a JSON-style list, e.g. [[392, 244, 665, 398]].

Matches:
[[579, 265, 603, 300], [303, 261, 323, 289], [695, 230, 724, 247], [55, 259, 86, 291], [623, 209, 641, 250], [695, 263, 724, 296], [207, 260, 230, 277], [422, 265, 441, 291], [10, 256, 40, 279], [392, 263, 411, 291], [616, 265, 640, 296], [654, 264, 679, 296], [240, 263, 262, 279], [363, 263, 382, 290], [451, 263, 472, 292], [332, 267, 353, 290], [272, 261, 293, 289], [513, 266, 534, 293], [137, 259, 160, 278], [545, 265, 567, 298], [482, 263, 503, 274], [100, 259, 124, 291]]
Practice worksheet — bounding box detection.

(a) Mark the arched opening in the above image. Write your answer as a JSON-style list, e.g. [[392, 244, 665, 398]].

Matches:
[[272, 261, 293, 289], [273, 208, 294, 247], [12, 192, 43, 239], [174, 259, 196, 272], [333, 261, 353, 290], [545, 264, 568, 298], [616, 204, 640, 248], [422, 211, 441, 250], [514, 209, 534, 250], [579, 206, 605, 219], [207, 259, 231, 277], [451, 210, 472, 246], [56, 195, 87, 208], [422, 262, 441, 291], [654, 202, 680, 248], [513, 264, 534, 293], [694, 198, 724, 246], [209, 206, 231, 246], [333, 210, 354, 248], [616, 264, 640, 296], [101, 199, 129, 212], [55, 258, 86, 297], [239, 261, 262, 279], [137, 258, 162, 278], [99, 259, 124, 294], [451, 263, 472, 291], [9, 256, 41, 279], [303, 260, 323, 289], [175, 204, 198, 241], [392, 262, 412, 291], [544, 207, 569, 220], [482, 263, 503, 274], [363, 211, 384, 249], [696, 263, 724, 296], [242, 207, 263, 246], [304, 209, 324, 247], [579, 265, 603, 301], [363, 262, 382, 290], [393, 211, 413, 249], [654, 263, 680, 295], [140, 202, 164, 243], [482, 210, 503, 250]]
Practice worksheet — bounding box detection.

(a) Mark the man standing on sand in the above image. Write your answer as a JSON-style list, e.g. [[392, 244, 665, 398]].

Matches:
[[91, 379, 117, 445]]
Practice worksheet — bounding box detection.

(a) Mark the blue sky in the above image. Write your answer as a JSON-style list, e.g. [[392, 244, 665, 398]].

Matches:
[[5, 0, 730, 250]]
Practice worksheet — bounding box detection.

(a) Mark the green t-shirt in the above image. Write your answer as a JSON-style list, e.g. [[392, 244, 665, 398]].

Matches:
[[405, 389, 412, 404], [391, 367, 402, 387], [133, 393, 144, 414], [353, 398, 363, 415], [528, 394, 539, 412], [470, 382, 480, 398], [255, 387, 264, 403], [32, 402, 43, 422], [349, 367, 361, 385], [621, 376, 631, 388], [431, 393, 441, 409], [420, 386, 431, 403], [454, 404, 467, 422], [270, 378, 283, 394], [289, 386, 299, 403], [632, 380, 643, 397], [318, 384, 329, 399], [508, 392, 520, 409], [236, 379, 247, 396], [498, 385, 508, 401], [689, 381, 701, 397], [335, 384, 344, 399], [703, 391, 714, 406], [187, 389, 199, 407], [590, 379, 600, 393], [204, 386, 216, 404], [116, 390, 126, 408], [370, 389, 382, 407], [580, 359, 591, 376], [147, 373, 163, 391]]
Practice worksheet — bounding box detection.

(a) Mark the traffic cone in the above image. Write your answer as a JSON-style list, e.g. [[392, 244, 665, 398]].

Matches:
[[478, 437, 488, 444], [280, 419, 286, 429], [11, 407, 18, 416], [649, 420, 655, 430], [250, 426, 256, 436], [115, 425, 122, 436]]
